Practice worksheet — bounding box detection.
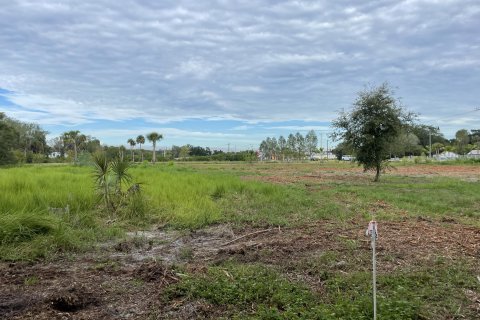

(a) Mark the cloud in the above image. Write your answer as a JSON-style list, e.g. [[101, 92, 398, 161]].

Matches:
[[230, 125, 252, 131], [230, 86, 263, 93], [266, 126, 331, 132], [89, 127, 245, 139], [0, 0, 478, 139]]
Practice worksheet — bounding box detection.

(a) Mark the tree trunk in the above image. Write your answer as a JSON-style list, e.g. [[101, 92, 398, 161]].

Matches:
[[152, 142, 156, 162], [374, 164, 381, 182], [74, 143, 77, 163], [131, 148, 135, 162]]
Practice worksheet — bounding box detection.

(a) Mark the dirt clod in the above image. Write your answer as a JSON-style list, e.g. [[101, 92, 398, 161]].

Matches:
[[49, 285, 97, 312]]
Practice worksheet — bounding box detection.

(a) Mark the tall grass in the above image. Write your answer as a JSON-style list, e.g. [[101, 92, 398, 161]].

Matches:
[[0, 165, 95, 213], [0, 210, 99, 260], [2, 162, 479, 260], [131, 165, 313, 228], [0, 164, 313, 259]]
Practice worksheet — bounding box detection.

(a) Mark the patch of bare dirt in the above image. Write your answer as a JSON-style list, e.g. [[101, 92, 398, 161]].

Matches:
[[214, 220, 480, 273], [1, 220, 479, 319], [241, 163, 480, 185], [393, 165, 480, 177]]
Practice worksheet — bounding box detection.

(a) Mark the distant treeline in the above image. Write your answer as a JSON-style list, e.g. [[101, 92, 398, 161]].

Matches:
[[1, 112, 49, 165], [2, 111, 480, 165], [258, 125, 480, 161], [0, 112, 256, 164], [259, 130, 319, 161], [334, 125, 480, 160]]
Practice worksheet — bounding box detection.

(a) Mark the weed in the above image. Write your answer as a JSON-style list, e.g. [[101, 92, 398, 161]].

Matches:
[[24, 275, 39, 286], [179, 246, 194, 261]]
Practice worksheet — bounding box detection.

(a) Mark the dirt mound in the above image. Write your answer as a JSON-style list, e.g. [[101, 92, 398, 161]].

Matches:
[[49, 284, 98, 312]]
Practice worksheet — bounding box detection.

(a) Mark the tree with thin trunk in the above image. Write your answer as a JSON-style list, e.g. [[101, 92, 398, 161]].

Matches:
[[332, 83, 414, 181], [127, 139, 136, 162], [305, 130, 318, 158], [278, 136, 286, 161], [119, 145, 126, 161], [136, 135, 145, 162], [146, 132, 163, 163], [287, 133, 296, 160], [62, 130, 86, 163], [295, 132, 305, 160], [455, 129, 469, 155]]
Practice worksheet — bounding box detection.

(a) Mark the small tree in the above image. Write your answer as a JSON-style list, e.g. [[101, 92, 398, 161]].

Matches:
[[455, 129, 469, 155], [63, 130, 86, 163], [332, 84, 413, 181], [92, 152, 141, 217], [180, 145, 190, 160]]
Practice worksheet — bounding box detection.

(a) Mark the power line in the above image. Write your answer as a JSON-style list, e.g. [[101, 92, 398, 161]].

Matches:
[[433, 107, 480, 122]]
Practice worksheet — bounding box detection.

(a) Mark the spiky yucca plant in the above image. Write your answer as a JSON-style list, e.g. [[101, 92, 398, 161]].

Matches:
[[92, 152, 145, 218], [92, 152, 111, 210], [110, 158, 132, 194]]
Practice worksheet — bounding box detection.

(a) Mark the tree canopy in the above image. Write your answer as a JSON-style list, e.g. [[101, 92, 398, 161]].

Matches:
[[332, 84, 414, 181], [0, 112, 17, 164]]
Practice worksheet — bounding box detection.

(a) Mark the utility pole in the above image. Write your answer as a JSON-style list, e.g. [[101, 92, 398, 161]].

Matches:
[[320, 133, 323, 152], [429, 131, 432, 158], [326, 139, 329, 159], [227, 143, 230, 153]]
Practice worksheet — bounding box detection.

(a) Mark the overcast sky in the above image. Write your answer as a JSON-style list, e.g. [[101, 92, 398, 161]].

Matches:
[[0, 0, 479, 150]]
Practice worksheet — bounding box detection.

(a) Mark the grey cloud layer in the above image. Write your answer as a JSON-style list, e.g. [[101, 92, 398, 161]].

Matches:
[[1, 0, 479, 129]]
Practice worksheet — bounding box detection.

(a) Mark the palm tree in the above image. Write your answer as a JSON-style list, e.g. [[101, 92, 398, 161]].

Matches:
[[146, 132, 163, 163], [136, 135, 145, 162], [119, 145, 126, 161], [127, 138, 136, 162]]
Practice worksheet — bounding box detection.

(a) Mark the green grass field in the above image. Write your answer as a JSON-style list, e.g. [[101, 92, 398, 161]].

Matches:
[[1, 161, 479, 319], [0, 163, 314, 259]]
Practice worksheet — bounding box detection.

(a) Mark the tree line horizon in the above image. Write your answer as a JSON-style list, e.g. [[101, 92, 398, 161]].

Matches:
[[1, 84, 479, 166]]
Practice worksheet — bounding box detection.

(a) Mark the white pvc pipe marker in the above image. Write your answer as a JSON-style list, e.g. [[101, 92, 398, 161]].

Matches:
[[366, 220, 378, 320]]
